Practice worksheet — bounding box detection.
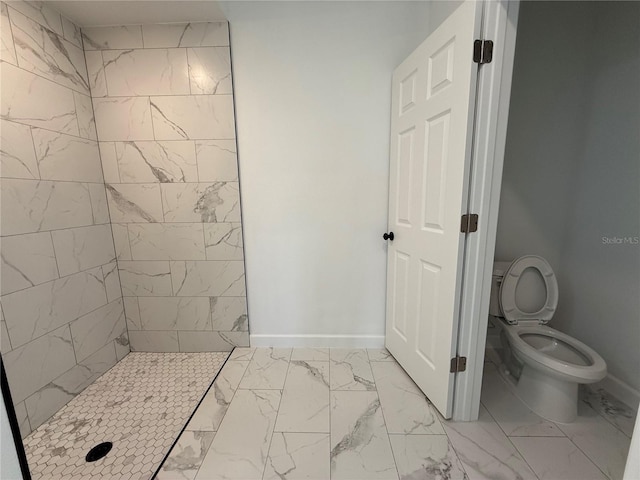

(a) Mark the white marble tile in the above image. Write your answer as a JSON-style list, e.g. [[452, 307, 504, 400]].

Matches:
[[0, 119, 38, 179], [84, 50, 107, 97], [195, 140, 238, 182], [151, 95, 235, 140], [103, 48, 190, 96], [1, 178, 94, 235], [330, 390, 398, 480], [157, 431, 216, 480], [1, 3, 17, 65], [31, 128, 102, 182], [1, 61, 78, 135], [210, 297, 247, 332], [367, 348, 395, 362], [2, 324, 76, 403], [7, 0, 63, 37], [330, 349, 376, 391], [203, 223, 243, 261], [195, 389, 281, 480], [371, 361, 444, 434], [291, 348, 330, 362], [1, 266, 107, 348], [389, 434, 467, 480], [60, 15, 81, 48], [187, 47, 232, 95], [114, 330, 130, 360], [93, 96, 154, 141], [111, 223, 132, 260], [118, 260, 172, 296], [14, 400, 31, 438], [115, 140, 198, 183], [123, 296, 141, 330], [276, 360, 330, 433], [556, 402, 631, 480], [0, 231, 58, 296], [264, 432, 331, 480], [9, 7, 89, 94], [98, 141, 120, 183], [238, 347, 292, 390], [24, 341, 116, 430], [581, 386, 637, 437], [178, 331, 248, 352], [24, 351, 227, 478], [70, 298, 125, 362], [137, 296, 211, 331], [1, 315, 11, 354], [511, 436, 607, 480], [50, 224, 115, 276], [105, 183, 163, 223], [142, 22, 229, 49], [129, 223, 205, 261], [2, 315, 11, 352], [81, 25, 143, 50], [128, 330, 179, 352], [88, 183, 110, 224], [171, 260, 246, 297], [480, 363, 564, 437], [162, 182, 241, 222], [187, 360, 248, 431], [73, 92, 97, 140], [228, 347, 254, 361], [102, 261, 121, 302], [443, 405, 537, 480]]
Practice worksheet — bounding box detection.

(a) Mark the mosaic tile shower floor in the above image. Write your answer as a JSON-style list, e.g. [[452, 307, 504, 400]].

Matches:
[[23, 352, 229, 480]]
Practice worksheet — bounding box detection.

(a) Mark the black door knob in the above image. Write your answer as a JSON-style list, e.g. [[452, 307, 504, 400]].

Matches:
[[383, 232, 394, 241]]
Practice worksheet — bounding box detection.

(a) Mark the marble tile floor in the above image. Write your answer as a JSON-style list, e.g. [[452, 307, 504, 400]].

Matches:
[[157, 347, 637, 480], [23, 352, 229, 480]]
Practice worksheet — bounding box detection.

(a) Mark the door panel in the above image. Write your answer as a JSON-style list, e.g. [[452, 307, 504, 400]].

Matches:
[[385, 0, 481, 418]]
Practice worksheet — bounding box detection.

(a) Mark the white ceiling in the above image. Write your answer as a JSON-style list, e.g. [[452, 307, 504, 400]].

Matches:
[[49, 1, 227, 27]]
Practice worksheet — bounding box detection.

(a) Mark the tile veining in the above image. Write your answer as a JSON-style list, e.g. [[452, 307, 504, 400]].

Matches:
[[23, 352, 228, 480], [160, 347, 637, 480]]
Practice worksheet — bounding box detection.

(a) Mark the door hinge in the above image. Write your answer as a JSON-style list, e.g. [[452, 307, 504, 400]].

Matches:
[[473, 39, 494, 64], [461, 213, 478, 233], [450, 356, 467, 373]]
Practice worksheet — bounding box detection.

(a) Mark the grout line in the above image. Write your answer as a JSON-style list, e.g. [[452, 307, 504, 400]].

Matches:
[[3, 34, 91, 98], [479, 395, 542, 478], [2, 250, 116, 298], [328, 349, 332, 480], [49, 231, 62, 279], [4, 296, 121, 354], [258, 351, 292, 479], [367, 357, 401, 480]]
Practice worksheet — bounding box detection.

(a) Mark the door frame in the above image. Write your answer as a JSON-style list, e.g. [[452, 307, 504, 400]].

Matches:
[[450, 0, 520, 421]]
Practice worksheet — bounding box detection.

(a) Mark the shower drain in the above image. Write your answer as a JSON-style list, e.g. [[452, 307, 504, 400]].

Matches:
[[85, 442, 113, 462]]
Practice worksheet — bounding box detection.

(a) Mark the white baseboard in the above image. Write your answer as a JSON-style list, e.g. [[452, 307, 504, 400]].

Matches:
[[595, 373, 640, 410], [249, 334, 385, 348]]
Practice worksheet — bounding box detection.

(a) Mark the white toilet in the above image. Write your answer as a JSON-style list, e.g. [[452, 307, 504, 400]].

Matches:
[[489, 255, 607, 423]]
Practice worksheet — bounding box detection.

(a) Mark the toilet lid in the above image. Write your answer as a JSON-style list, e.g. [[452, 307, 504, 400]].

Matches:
[[499, 255, 558, 324]]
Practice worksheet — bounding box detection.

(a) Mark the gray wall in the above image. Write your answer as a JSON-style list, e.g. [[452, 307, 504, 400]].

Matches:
[[0, 1, 128, 436], [495, 1, 640, 390]]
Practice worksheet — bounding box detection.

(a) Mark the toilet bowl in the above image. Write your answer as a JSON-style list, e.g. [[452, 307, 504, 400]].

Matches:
[[489, 255, 607, 423]]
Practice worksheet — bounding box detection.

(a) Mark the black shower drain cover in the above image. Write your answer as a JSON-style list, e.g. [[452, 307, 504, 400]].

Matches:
[[85, 442, 113, 462]]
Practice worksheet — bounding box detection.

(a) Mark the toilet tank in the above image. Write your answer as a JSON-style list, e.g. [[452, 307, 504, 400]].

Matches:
[[489, 261, 512, 317]]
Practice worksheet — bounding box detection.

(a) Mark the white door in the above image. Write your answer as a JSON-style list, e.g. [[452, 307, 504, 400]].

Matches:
[[385, 0, 482, 419]]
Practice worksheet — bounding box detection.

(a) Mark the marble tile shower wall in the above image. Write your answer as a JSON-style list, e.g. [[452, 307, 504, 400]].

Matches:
[[0, 1, 129, 437], [82, 23, 249, 353]]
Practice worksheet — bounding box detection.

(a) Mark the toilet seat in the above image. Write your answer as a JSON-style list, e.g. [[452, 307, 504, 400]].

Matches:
[[500, 323, 607, 383], [499, 255, 558, 324]]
